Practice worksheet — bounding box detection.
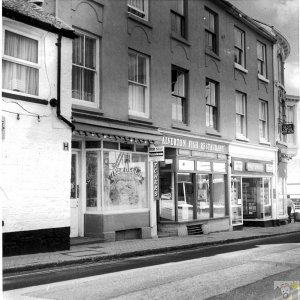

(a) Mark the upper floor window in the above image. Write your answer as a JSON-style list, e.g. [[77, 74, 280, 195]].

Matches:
[[172, 66, 187, 124], [234, 27, 245, 68], [236, 91, 247, 138], [2, 30, 39, 96], [171, 0, 186, 38], [72, 32, 98, 104], [204, 8, 217, 54], [128, 51, 149, 118], [205, 79, 218, 130], [259, 100, 268, 141], [127, 0, 148, 21], [257, 41, 266, 77]]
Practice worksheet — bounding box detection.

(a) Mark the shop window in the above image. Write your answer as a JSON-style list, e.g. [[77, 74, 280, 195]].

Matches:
[[257, 41, 266, 77], [103, 141, 119, 150], [171, 0, 186, 38], [127, 0, 148, 20], [197, 174, 210, 220], [160, 172, 175, 221], [234, 26, 245, 68], [86, 141, 101, 149], [128, 51, 150, 118], [2, 30, 39, 96], [212, 174, 225, 218], [120, 143, 134, 151], [231, 176, 243, 225], [205, 79, 218, 130], [103, 151, 148, 211], [86, 151, 99, 208], [204, 8, 218, 54], [72, 31, 99, 105], [172, 66, 187, 124], [178, 173, 195, 221]]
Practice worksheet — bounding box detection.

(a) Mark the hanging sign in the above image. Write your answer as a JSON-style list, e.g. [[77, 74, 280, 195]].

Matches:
[[149, 145, 165, 161], [282, 124, 294, 135], [153, 161, 159, 200]]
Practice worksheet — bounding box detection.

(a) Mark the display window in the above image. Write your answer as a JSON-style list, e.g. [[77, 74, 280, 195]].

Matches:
[[231, 176, 243, 225]]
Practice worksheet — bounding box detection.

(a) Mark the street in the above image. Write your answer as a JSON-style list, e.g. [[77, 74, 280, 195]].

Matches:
[[3, 233, 300, 300]]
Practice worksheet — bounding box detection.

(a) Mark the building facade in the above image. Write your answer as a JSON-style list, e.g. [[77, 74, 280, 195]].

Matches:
[[2, 0, 76, 255], [2, 0, 295, 255]]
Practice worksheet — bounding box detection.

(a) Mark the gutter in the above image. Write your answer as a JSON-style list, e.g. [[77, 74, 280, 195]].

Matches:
[[54, 34, 75, 131]]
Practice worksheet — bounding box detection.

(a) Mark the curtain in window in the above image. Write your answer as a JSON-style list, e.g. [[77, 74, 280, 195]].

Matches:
[[129, 83, 145, 113]]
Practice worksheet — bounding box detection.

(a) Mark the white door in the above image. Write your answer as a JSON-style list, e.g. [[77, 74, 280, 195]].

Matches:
[[70, 152, 79, 237]]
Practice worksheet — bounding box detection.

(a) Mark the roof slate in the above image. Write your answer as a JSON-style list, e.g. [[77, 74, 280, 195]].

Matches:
[[2, 0, 75, 38]]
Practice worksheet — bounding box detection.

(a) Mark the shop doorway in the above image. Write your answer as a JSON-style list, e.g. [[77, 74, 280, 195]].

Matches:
[[70, 152, 80, 237]]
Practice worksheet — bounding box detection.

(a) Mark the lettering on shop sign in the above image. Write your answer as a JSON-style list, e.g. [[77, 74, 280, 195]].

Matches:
[[161, 135, 226, 153], [266, 164, 273, 173], [153, 161, 159, 200], [246, 162, 264, 172], [233, 161, 243, 171]]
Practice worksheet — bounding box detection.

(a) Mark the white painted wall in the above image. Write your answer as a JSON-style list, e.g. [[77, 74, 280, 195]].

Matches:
[[2, 19, 73, 233]]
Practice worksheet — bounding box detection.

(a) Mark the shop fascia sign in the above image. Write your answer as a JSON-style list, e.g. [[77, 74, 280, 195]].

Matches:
[[246, 162, 264, 172], [161, 135, 227, 153], [281, 123, 294, 135]]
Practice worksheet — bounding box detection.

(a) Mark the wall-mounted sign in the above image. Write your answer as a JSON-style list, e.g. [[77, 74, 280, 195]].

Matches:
[[149, 145, 164, 162], [161, 135, 228, 153], [233, 161, 243, 171], [213, 162, 226, 172], [153, 161, 159, 200], [266, 164, 273, 173], [282, 123, 294, 135], [197, 161, 211, 172], [178, 160, 195, 171], [246, 162, 264, 172]]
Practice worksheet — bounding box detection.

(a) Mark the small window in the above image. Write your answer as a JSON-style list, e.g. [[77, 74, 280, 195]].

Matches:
[[120, 143, 134, 151], [205, 79, 218, 130], [204, 8, 217, 54], [172, 66, 187, 124], [128, 51, 150, 118], [234, 27, 245, 68], [86, 141, 101, 149], [127, 0, 148, 20], [236, 91, 247, 138], [2, 30, 39, 96], [171, 0, 186, 38], [259, 100, 268, 141], [257, 41, 266, 77], [103, 141, 119, 150], [72, 32, 98, 104]]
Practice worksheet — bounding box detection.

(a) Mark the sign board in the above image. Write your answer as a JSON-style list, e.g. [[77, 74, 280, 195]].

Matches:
[[149, 146, 164, 161], [282, 123, 294, 135], [153, 161, 159, 200], [246, 162, 264, 172], [266, 164, 273, 173], [233, 161, 243, 171]]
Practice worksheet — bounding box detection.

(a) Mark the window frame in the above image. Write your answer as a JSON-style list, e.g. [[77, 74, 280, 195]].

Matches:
[[257, 41, 267, 77], [171, 66, 188, 124], [259, 99, 269, 142], [204, 7, 218, 54], [71, 29, 100, 108], [171, 0, 187, 39], [235, 91, 247, 139], [234, 26, 246, 68], [127, 0, 149, 21], [128, 50, 150, 118], [2, 25, 42, 98], [205, 78, 218, 130]]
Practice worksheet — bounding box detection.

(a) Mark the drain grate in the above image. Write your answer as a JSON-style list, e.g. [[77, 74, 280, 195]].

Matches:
[[187, 224, 203, 235]]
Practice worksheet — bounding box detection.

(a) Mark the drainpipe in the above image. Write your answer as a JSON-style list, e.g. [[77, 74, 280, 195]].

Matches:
[[51, 34, 75, 131]]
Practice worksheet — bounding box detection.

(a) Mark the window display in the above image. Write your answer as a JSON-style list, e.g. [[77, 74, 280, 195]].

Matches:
[[103, 151, 148, 211], [231, 176, 243, 225], [197, 174, 210, 219], [212, 174, 225, 218], [160, 172, 175, 221], [86, 151, 98, 208]]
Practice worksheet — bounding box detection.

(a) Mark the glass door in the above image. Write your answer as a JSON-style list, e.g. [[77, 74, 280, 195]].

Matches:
[[178, 173, 195, 221], [70, 152, 79, 237], [231, 176, 243, 225]]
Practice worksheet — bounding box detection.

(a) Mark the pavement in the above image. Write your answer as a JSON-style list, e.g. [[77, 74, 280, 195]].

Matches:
[[3, 222, 300, 274]]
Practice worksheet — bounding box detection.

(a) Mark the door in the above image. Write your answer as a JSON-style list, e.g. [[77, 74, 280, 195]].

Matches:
[[70, 152, 79, 237]]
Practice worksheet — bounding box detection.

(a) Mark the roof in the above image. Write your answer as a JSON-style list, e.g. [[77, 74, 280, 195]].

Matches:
[[2, 0, 76, 39]]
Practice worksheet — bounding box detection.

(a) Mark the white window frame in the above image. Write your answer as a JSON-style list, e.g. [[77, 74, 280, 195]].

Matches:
[[128, 50, 150, 118], [234, 26, 245, 68], [259, 100, 269, 142], [257, 41, 267, 77], [2, 22, 42, 98], [205, 79, 218, 130], [204, 8, 217, 54], [127, 0, 148, 21], [71, 29, 100, 108], [236, 91, 247, 139]]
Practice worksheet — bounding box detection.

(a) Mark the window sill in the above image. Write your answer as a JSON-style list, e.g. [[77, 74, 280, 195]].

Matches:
[[170, 33, 190, 47], [2, 91, 48, 105], [234, 63, 248, 74], [171, 122, 191, 131], [206, 128, 221, 137], [128, 114, 153, 124], [258, 74, 270, 84], [259, 138, 271, 145], [236, 135, 250, 142], [127, 13, 152, 29], [72, 104, 104, 117], [205, 49, 221, 61]]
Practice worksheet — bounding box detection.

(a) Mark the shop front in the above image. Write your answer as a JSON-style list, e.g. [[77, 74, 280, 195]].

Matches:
[[71, 120, 162, 242], [231, 158, 274, 227], [158, 133, 230, 236]]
